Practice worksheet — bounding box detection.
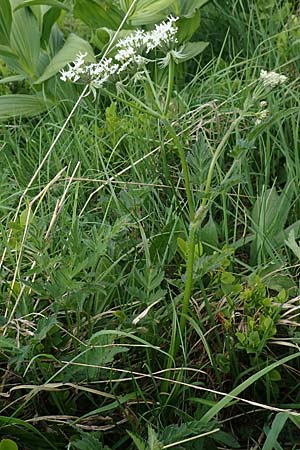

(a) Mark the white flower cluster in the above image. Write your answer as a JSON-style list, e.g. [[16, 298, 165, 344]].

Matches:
[[254, 100, 269, 125], [60, 16, 178, 88], [259, 69, 287, 88], [60, 52, 87, 82]]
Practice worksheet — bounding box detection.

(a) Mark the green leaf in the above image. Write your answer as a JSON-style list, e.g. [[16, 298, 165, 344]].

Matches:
[[149, 219, 180, 264], [175, 0, 210, 17], [0, 44, 17, 58], [35, 33, 95, 83], [0, 74, 26, 84], [14, 0, 70, 12], [128, 0, 175, 26], [41, 7, 62, 47], [0, 0, 12, 45], [74, 0, 123, 30], [201, 213, 219, 249], [201, 352, 300, 424], [0, 417, 56, 449], [261, 413, 289, 450], [177, 10, 201, 42], [177, 236, 188, 259], [250, 183, 294, 263], [84, 333, 128, 380], [0, 94, 52, 119], [148, 427, 163, 450], [212, 430, 240, 448], [285, 229, 300, 259], [221, 271, 235, 285], [128, 431, 147, 450], [175, 41, 209, 63], [0, 439, 18, 450], [10, 4, 41, 77], [71, 432, 105, 450]]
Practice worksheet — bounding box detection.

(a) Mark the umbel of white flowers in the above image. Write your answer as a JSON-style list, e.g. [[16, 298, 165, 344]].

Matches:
[[60, 16, 179, 87], [259, 69, 287, 88]]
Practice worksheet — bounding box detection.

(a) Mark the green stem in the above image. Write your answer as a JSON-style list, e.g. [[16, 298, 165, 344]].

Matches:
[[164, 56, 175, 115], [163, 120, 195, 220], [101, 86, 162, 120], [143, 68, 164, 115], [202, 116, 242, 207], [163, 115, 243, 394]]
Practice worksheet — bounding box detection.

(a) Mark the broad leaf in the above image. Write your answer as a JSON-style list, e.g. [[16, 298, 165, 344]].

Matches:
[[175, 0, 210, 17], [14, 0, 70, 12], [41, 7, 62, 47], [128, 0, 175, 26], [10, 4, 41, 77], [0, 44, 17, 58], [0, 439, 18, 450], [250, 184, 294, 264], [177, 10, 201, 42], [35, 33, 95, 84], [175, 41, 209, 63], [0, 94, 52, 119], [74, 0, 123, 30], [0, 74, 26, 84], [0, 0, 12, 45]]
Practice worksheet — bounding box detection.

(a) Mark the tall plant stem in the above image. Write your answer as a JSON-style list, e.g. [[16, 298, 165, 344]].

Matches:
[[164, 57, 175, 115], [178, 115, 242, 345], [202, 116, 242, 207], [163, 115, 242, 394], [163, 121, 195, 220]]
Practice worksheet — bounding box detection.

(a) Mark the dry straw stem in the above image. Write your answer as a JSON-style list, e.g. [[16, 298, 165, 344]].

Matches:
[[0, 0, 140, 271], [4, 167, 67, 319], [2, 364, 299, 418], [4, 162, 80, 334], [26, 415, 127, 432], [162, 429, 220, 448], [59, 364, 300, 417]]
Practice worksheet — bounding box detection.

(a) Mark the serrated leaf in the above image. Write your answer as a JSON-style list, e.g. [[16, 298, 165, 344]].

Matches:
[[128, 431, 148, 450], [35, 33, 95, 83], [84, 333, 128, 380], [0, 94, 52, 119], [148, 426, 163, 450], [161, 421, 212, 444]]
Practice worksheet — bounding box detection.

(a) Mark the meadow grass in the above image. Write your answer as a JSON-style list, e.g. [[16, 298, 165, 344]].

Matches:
[[1, 1, 300, 449]]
